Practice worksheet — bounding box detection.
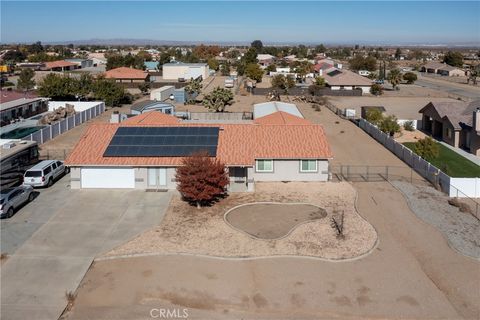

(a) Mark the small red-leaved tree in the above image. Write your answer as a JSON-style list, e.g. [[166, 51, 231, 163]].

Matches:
[[175, 151, 229, 208]]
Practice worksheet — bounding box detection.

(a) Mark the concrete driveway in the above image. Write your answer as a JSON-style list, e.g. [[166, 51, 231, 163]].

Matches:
[[1, 176, 172, 320]]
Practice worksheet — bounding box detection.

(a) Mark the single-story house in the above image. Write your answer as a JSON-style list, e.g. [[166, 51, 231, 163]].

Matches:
[[257, 54, 276, 67], [130, 100, 175, 115], [313, 62, 334, 75], [323, 68, 373, 94], [162, 62, 209, 81], [419, 100, 480, 155], [420, 62, 464, 77], [104, 67, 150, 83], [64, 58, 94, 69], [64, 110, 333, 191], [42, 60, 77, 72], [0, 91, 48, 126]]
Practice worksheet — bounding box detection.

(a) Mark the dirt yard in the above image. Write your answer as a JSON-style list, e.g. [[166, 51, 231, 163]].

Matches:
[[105, 182, 378, 260], [225, 203, 327, 239], [395, 128, 428, 143]]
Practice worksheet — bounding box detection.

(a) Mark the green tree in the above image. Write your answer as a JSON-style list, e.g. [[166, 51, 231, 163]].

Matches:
[[202, 87, 233, 112], [92, 77, 128, 107], [403, 72, 417, 84], [265, 64, 277, 73], [315, 44, 326, 54], [315, 76, 326, 87], [285, 74, 296, 90], [157, 52, 171, 69], [251, 40, 263, 52], [138, 82, 150, 95], [370, 83, 384, 96], [220, 62, 231, 76], [379, 115, 401, 136], [245, 63, 264, 82], [207, 58, 219, 71], [394, 48, 402, 60], [443, 51, 464, 67], [413, 137, 440, 162], [17, 69, 36, 92], [271, 74, 286, 89], [73, 73, 94, 100], [387, 68, 402, 90], [38, 73, 77, 100], [184, 77, 202, 96], [349, 55, 377, 71], [365, 108, 384, 125]]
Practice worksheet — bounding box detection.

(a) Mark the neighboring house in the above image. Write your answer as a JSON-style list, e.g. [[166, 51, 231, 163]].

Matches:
[[104, 67, 149, 83], [323, 68, 373, 94], [16, 62, 46, 71], [0, 91, 48, 126], [419, 100, 480, 156], [64, 110, 332, 191], [162, 62, 209, 80], [257, 54, 276, 67], [313, 62, 334, 76], [130, 100, 175, 115], [420, 61, 464, 77], [42, 60, 77, 72], [64, 58, 94, 69]]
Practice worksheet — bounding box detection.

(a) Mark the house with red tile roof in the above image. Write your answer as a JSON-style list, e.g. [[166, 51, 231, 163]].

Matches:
[[43, 60, 77, 71], [104, 67, 149, 83], [65, 110, 333, 191]]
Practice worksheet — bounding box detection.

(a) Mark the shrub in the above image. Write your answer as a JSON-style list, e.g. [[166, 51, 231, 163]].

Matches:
[[379, 115, 400, 136], [365, 108, 384, 125], [403, 72, 417, 84], [175, 152, 229, 208], [370, 83, 384, 96], [413, 137, 440, 162], [403, 120, 415, 131]]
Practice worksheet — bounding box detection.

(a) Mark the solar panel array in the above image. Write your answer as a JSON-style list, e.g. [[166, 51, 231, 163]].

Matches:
[[103, 127, 219, 157]]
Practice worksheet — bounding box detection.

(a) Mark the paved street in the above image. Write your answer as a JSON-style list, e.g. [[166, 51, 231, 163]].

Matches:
[[0, 176, 172, 320], [415, 74, 480, 100]]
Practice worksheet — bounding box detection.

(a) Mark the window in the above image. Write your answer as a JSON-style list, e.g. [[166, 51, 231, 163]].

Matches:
[[300, 160, 318, 172], [43, 166, 52, 175], [256, 160, 273, 172]]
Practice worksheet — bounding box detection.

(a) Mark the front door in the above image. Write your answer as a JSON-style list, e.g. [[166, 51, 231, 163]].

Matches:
[[148, 168, 167, 188]]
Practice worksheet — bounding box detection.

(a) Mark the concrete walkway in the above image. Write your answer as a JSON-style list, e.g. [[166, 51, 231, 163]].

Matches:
[[439, 141, 480, 166], [1, 177, 172, 320]]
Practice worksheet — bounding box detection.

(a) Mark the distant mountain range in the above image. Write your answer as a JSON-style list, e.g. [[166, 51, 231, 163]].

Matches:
[[6, 38, 480, 48]]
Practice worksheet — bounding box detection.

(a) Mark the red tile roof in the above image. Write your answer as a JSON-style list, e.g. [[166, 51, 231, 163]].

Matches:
[[0, 90, 39, 104], [65, 112, 332, 167], [253, 111, 311, 125], [104, 67, 148, 80], [121, 112, 181, 125], [44, 60, 77, 69], [313, 62, 333, 72]]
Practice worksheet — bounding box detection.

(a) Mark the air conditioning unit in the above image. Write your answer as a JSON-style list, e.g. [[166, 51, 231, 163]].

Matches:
[[2, 142, 16, 149]]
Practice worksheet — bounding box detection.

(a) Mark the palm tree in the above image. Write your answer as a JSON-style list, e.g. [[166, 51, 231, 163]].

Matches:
[[387, 68, 402, 90]]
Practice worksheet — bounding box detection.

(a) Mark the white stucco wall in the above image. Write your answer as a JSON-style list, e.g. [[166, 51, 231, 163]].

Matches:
[[251, 160, 329, 182]]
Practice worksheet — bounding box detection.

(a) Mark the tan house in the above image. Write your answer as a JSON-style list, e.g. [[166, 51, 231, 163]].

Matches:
[[419, 100, 480, 156], [104, 67, 149, 83], [420, 61, 464, 77]]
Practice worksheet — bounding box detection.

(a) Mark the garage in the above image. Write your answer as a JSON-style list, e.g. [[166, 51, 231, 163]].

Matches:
[[81, 168, 135, 188]]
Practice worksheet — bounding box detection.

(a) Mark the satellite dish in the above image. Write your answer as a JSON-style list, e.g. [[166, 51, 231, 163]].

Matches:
[[169, 94, 175, 100]]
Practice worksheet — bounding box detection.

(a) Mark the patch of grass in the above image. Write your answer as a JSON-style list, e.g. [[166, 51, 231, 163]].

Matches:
[[403, 142, 480, 178]]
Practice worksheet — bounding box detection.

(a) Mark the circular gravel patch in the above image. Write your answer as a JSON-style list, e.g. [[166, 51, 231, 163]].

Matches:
[[225, 202, 327, 240]]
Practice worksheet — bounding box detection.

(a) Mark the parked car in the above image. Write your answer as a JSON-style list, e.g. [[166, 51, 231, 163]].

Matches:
[[0, 185, 35, 218], [23, 160, 69, 188]]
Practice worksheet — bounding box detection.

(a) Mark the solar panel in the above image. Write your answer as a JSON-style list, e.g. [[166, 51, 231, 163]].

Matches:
[[103, 126, 220, 157]]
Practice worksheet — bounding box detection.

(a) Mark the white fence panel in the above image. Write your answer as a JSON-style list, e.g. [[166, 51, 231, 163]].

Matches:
[[449, 178, 480, 198]]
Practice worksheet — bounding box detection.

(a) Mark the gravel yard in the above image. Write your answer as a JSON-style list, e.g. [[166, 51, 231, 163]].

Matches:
[[391, 180, 480, 259], [105, 182, 378, 260]]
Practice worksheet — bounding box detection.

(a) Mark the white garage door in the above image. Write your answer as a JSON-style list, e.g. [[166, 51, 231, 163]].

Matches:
[[81, 168, 135, 189]]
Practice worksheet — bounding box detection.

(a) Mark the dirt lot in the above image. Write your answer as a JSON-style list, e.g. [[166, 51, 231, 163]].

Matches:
[[328, 95, 459, 120], [225, 203, 327, 239], [106, 182, 377, 260]]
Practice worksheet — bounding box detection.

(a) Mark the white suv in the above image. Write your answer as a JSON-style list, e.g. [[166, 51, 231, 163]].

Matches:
[[23, 160, 69, 188]]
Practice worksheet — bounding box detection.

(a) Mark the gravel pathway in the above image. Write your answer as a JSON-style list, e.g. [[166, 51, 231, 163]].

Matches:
[[391, 180, 480, 259]]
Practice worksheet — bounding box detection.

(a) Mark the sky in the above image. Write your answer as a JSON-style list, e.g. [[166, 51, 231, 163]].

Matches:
[[1, 1, 479, 45]]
